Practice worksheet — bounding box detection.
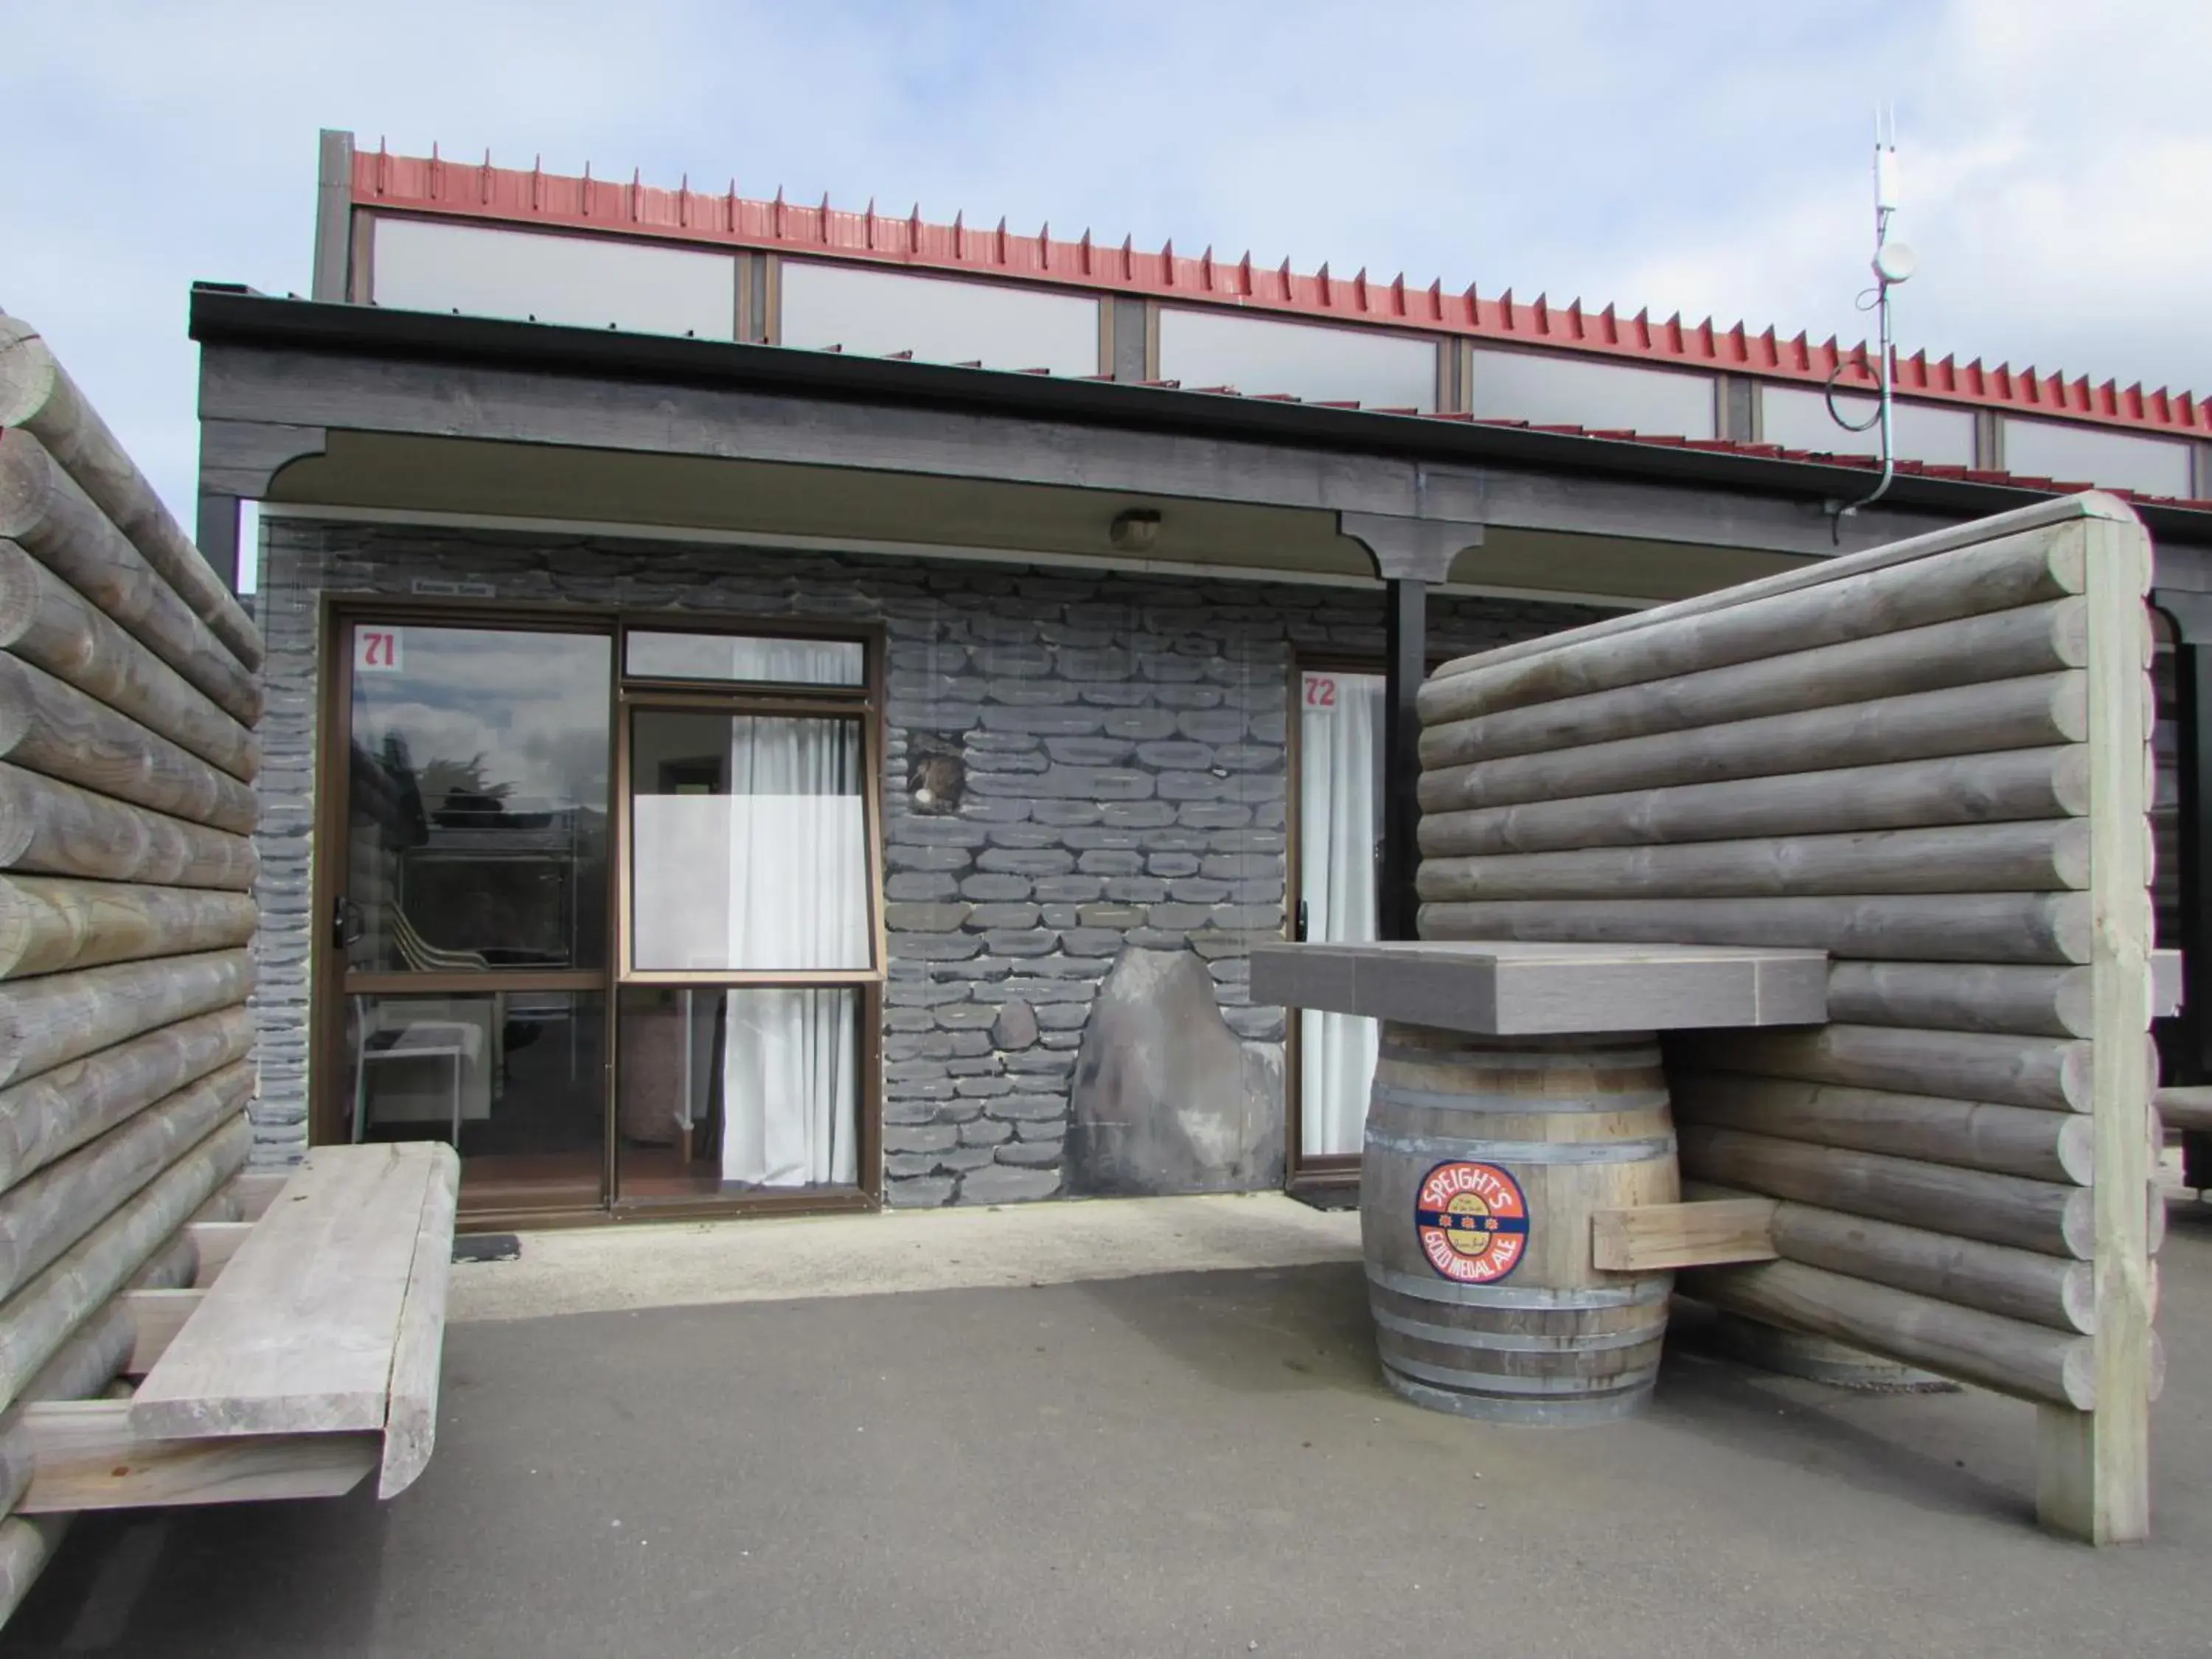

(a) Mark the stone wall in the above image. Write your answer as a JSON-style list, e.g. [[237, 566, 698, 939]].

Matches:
[[254, 518, 1603, 1203]]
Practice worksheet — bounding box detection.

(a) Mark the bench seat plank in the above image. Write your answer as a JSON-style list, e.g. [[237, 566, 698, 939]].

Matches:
[[378, 1143, 460, 1498], [129, 1143, 451, 1441]]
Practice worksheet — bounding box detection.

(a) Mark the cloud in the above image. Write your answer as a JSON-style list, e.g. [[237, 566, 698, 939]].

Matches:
[[4, 0, 2206, 535]]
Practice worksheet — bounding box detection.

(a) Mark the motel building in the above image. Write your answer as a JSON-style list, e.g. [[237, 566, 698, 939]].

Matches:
[[190, 129, 2212, 1226]]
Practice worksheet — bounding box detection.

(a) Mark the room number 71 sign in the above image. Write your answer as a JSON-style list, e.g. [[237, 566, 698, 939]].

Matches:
[[355, 628, 404, 673]]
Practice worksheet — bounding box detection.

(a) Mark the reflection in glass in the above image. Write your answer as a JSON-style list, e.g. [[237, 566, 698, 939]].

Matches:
[[630, 711, 869, 972], [347, 626, 611, 973], [346, 991, 607, 1208], [619, 985, 858, 1195], [625, 631, 864, 686]]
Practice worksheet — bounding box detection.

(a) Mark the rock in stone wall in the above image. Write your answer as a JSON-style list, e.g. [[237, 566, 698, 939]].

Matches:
[[1066, 948, 1284, 1195], [251, 520, 1604, 1195]]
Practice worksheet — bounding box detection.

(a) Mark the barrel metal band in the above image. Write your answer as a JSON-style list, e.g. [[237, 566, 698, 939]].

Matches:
[[1370, 1307, 1663, 1354], [1371, 1083, 1674, 1116], [1366, 1264, 1672, 1309], [1380, 1351, 1662, 1397], [1364, 1130, 1678, 1166]]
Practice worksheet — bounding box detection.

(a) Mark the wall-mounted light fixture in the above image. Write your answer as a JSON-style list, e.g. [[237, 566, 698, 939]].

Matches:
[[1109, 508, 1162, 552]]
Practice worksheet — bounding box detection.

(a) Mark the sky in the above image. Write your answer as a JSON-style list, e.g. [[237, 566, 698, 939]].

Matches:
[[4, 0, 2208, 545]]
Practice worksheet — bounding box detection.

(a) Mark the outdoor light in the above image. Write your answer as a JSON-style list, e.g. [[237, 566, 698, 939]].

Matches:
[[1109, 508, 1162, 551]]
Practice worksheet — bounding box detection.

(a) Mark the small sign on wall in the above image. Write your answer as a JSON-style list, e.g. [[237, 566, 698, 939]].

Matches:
[[355, 627, 405, 674], [1302, 672, 1338, 709]]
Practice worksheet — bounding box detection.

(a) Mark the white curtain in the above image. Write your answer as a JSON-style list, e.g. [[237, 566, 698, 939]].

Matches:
[[630, 714, 866, 1186], [1298, 672, 1385, 1157], [626, 631, 864, 686]]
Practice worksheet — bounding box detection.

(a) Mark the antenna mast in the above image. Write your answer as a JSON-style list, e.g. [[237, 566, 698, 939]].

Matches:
[[1826, 105, 1917, 532]]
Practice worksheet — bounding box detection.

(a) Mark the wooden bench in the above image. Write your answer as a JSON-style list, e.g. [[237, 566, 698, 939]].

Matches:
[[13, 1141, 459, 1514]]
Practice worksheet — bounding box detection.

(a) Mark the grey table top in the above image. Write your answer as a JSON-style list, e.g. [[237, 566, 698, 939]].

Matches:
[[1250, 939, 1829, 1037]]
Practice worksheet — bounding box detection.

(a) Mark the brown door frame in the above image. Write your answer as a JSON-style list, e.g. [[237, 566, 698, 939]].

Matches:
[[310, 597, 888, 1226]]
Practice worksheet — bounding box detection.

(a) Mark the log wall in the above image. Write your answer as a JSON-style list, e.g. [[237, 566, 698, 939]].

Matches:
[[0, 316, 262, 1623], [1415, 494, 2159, 1543]]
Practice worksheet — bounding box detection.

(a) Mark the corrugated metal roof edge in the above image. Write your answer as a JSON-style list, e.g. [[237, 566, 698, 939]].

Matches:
[[352, 145, 2212, 442], [187, 285, 2212, 546]]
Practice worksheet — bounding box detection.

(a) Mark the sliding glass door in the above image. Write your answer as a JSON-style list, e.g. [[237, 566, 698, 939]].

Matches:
[[329, 620, 612, 1212], [1291, 666, 1386, 1179]]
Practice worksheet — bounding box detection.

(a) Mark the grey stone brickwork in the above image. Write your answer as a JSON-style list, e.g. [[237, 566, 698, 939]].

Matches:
[[251, 518, 1603, 1202]]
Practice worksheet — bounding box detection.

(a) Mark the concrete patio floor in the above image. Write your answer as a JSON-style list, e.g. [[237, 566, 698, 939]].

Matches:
[[5, 1194, 2211, 1658]]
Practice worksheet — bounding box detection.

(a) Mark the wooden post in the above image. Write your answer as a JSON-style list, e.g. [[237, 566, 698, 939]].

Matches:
[[1382, 578, 1425, 940], [2037, 512, 2155, 1543]]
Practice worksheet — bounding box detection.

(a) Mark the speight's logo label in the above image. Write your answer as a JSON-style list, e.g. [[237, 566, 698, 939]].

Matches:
[[1415, 1161, 1529, 1284]]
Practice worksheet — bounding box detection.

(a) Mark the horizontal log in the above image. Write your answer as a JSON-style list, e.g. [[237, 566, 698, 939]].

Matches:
[[0, 949, 254, 1089], [2157, 1087, 2212, 1134], [1419, 892, 2102, 967], [0, 1062, 251, 1304], [0, 1113, 248, 1406], [1826, 961, 2096, 1040], [129, 1228, 203, 1293], [1765, 1200, 2096, 1334], [1672, 1023, 2093, 1111], [0, 1517, 66, 1627], [1422, 598, 2090, 769], [1419, 672, 2090, 814], [1422, 520, 2092, 724], [0, 319, 262, 668], [1417, 819, 2090, 902], [1680, 1256, 2094, 1408], [0, 652, 257, 832], [0, 1006, 251, 1192], [1669, 1069, 2094, 1184], [1419, 745, 2092, 858], [0, 543, 257, 781], [0, 761, 257, 891], [0, 877, 257, 981], [0, 431, 260, 724], [222, 1172, 288, 1222], [1678, 1123, 2091, 1258]]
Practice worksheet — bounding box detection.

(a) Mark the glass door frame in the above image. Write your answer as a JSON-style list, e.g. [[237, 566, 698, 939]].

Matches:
[[1283, 648, 1380, 1196], [310, 595, 888, 1226], [609, 625, 888, 1214]]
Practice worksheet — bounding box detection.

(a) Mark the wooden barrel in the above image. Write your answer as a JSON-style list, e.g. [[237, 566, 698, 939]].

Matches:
[[1360, 1021, 1679, 1424]]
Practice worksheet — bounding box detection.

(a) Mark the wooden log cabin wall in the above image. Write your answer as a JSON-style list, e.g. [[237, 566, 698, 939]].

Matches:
[[1413, 494, 2160, 1543], [0, 316, 264, 1615]]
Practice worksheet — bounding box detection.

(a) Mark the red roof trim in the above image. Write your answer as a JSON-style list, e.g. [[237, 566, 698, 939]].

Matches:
[[355, 146, 2212, 442]]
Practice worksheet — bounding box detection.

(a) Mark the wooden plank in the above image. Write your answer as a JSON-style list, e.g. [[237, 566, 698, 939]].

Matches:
[[1422, 894, 2100, 970], [17, 1399, 375, 1512], [1422, 512, 2099, 719], [122, 1288, 202, 1376], [1419, 671, 2090, 815], [0, 760, 258, 889], [1248, 939, 1828, 1035], [1421, 597, 2090, 768], [1419, 819, 2090, 902], [1590, 1198, 1777, 1270], [184, 1220, 255, 1287], [0, 546, 258, 784], [132, 1143, 444, 1439], [0, 948, 251, 1088], [1419, 746, 2090, 860], [0, 876, 257, 982], [0, 318, 264, 668], [379, 1141, 459, 1499], [2037, 510, 2157, 1544]]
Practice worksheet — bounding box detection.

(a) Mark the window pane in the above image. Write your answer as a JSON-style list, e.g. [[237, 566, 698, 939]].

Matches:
[[347, 626, 611, 973], [625, 630, 865, 686], [630, 711, 871, 970], [344, 990, 607, 1209], [619, 985, 859, 1195]]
